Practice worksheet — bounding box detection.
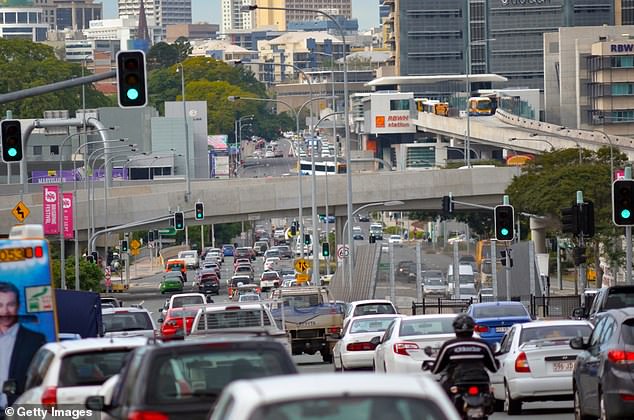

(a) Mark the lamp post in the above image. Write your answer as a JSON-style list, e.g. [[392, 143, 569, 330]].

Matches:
[[341, 200, 404, 298], [508, 137, 555, 151], [176, 63, 192, 203]]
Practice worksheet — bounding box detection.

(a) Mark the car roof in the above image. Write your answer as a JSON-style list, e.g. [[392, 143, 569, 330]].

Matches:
[[402, 314, 457, 321], [40, 337, 148, 354], [102, 307, 151, 314], [350, 299, 394, 306], [349, 314, 403, 322], [605, 307, 634, 320], [470, 301, 526, 308], [518, 319, 592, 329]]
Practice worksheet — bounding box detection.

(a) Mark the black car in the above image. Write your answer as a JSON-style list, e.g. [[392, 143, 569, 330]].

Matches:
[[395, 260, 417, 281], [571, 307, 634, 419], [86, 337, 298, 420], [198, 277, 220, 295], [573, 285, 634, 323]]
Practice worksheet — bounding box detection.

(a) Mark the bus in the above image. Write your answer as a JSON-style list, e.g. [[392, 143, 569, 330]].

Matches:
[[415, 98, 450, 116], [468, 97, 494, 116], [299, 159, 347, 175]]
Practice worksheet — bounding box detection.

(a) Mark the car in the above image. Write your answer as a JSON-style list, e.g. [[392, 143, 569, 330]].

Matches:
[[197, 274, 220, 296], [197, 268, 220, 283], [333, 314, 402, 371], [9, 338, 148, 410], [85, 337, 299, 420], [395, 260, 417, 282], [228, 275, 252, 297], [253, 240, 269, 256], [210, 373, 461, 420], [101, 297, 123, 308], [373, 314, 457, 373], [234, 264, 254, 280], [272, 245, 293, 259], [235, 247, 256, 261], [490, 320, 593, 414], [168, 293, 207, 311], [422, 270, 449, 297], [458, 283, 478, 300], [264, 249, 281, 259], [459, 254, 478, 272], [200, 262, 221, 278], [260, 270, 281, 290], [238, 293, 261, 302], [233, 257, 251, 269], [158, 307, 199, 337], [388, 234, 403, 244], [343, 299, 398, 325], [159, 273, 184, 294], [222, 244, 235, 256], [570, 307, 634, 420], [178, 250, 199, 270], [466, 302, 533, 345], [101, 307, 157, 338], [353, 233, 365, 241], [572, 285, 634, 323], [358, 214, 371, 222], [102, 303, 116, 310], [264, 257, 281, 271], [265, 149, 275, 158]]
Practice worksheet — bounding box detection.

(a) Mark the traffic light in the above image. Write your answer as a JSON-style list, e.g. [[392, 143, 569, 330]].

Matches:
[[500, 250, 513, 267], [1, 120, 23, 162], [579, 201, 595, 238], [441, 195, 453, 215], [304, 234, 310, 245], [148, 231, 154, 242], [121, 240, 128, 252], [290, 224, 297, 236], [322, 242, 330, 257], [573, 246, 587, 266], [86, 255, 94, 263], [561, 204, 580, 235], [116, 50, 148, 108], [494, 205, 514, 241], [195, 202, 204, 220], [613, 179, 634, 226], [174, 211, 184, 230]]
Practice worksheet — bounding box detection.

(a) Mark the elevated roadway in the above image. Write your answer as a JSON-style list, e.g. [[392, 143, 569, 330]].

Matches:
[[0, 167, 520, 235]]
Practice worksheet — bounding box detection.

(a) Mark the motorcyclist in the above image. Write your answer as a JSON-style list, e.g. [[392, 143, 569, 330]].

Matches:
[[432, 314, 499, 396]]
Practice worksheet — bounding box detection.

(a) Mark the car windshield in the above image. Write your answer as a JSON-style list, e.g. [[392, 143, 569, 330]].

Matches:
[[168, 309, 199, 318], [250, 396, 445, 420], [58, 350, 132, 387], [282, 294, 320, 309], [262, 272, 279, 279], [103, 312, 153, 332], [266, 251, 280, 258], [231, 278, 250, 286], [146, 348, 292, 405], [164, 273, 182, 280], [349, 317, 398, 334], [172, 296, 204, 308], [399, 318, 454, 336], [353, 304, 396, 317], [519, 324, 592, 345], [424, 277, 444, 285], [239, 294, 261, 302], [473, 305, 529, 318], [604, 288, 634, 309], [460, 286, 476, 295], [196, 309, 272, 330]]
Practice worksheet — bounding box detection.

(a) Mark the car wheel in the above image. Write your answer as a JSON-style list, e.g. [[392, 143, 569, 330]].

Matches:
[[574, 386, 593, 420], [504, 382, 522, 415]]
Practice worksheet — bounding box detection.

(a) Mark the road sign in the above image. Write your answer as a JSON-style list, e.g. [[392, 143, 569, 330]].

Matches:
[[130, 248, 140, 256], [296, 273, 310, 283], [294, 258, 310, 273], [130, 239, 141, 250], [158, 227, 176, 236], [11, 201, 30, 223], [336, 245, 350, 261]]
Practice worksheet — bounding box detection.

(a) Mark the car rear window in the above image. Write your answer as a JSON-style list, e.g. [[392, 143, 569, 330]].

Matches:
[[622, 319, 634, 345], [353, 304, 396, 317], [519, 324, 592, 346], [399, 318, 454, 336], [172, 296, 204, 308], [146, 348, 294, 405], [604, 288, 634, 310], [197, 309, 272, 330], [350, 317, 398, 334], [58, 350, 132, 387], [103, 312, 153, 332], [282, 294, 319, 308], [250, 396, 446, 420], [473, 305, 529, 318]]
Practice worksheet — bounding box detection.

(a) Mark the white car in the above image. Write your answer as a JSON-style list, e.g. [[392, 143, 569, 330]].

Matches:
[[491, 319, 593, 415], [388, 235, 403, 244], [210, 373, 461, 420], [13, 338, 147, 410], [343, 299, 398, 326], [333, 314, 402, 371], [264, 256, 280, 271], [178, 250, 199, 269], [373, 314, 457, 373], [101, 307, 157, 338], [265, 149, 275, 158]]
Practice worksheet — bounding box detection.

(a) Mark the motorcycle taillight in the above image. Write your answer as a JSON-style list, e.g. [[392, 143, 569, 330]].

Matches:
[[468, 386, 479, 396]]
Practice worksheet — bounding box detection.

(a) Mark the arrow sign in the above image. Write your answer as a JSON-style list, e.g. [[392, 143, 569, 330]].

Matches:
[[294, 258, 310, 273], [12, 201, 30, 223], [158, 227, 176, 236]]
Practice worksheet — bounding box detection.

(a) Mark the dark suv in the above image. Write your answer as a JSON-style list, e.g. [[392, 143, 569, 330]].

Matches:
[[395, 261, 417, 282], [573, 285, 634, 323], [86, 337, 298, 420]]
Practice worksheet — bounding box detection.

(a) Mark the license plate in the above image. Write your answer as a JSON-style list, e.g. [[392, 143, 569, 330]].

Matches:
[[551, 361, 574, 372], [466, 408, 484, 418], [495, 327, 509, 333]]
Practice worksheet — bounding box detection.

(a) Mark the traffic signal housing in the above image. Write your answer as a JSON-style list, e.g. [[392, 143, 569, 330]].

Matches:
[[573, 246, 587, 266], [116, 51, 148, 108], [148, 231, 154, 242], [442, 195, 453, 215], [121, 240, 128, 252], [494, 205, 514, 241], [304, 234, 311, 245], [1, 120, 23, 162], [195, 202, 204, 220], [174, 212, 184, 230], [561, 204, 580, 235], [579, 201, 595, 238], [613, 179, 634, 226], [322, 242, 330, 257], [290, 224, 297, 236]]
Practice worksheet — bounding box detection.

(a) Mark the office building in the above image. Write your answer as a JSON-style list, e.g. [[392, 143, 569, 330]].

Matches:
[[118, 0, 191, 33], [165, 23, 219, 42], [284, 0, 351, 22], [52, 0, 102, 30], [617, 0, 634, 24], [83, 17, 162, 48], [0, 7, 49, 41], [221, 0, 253, 32], [255, 0, 285, 30]]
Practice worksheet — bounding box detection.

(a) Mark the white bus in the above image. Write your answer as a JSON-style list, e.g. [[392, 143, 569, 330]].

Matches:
[[299, 160, 347, 175]]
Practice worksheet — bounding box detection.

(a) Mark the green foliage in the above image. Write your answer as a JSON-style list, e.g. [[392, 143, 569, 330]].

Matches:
[[147, 42, 180, 70], [0, 39, 112, 118], [52, 258, 104, 291], [173, 37, 193, 61]]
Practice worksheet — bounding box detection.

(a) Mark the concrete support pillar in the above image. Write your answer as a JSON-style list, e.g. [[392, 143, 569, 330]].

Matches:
[[335, 215, 345, 248], [530, 216, 548, 254]]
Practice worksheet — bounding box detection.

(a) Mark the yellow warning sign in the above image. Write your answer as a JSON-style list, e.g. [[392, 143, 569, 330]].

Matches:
[[296, 273, 310, 283], [130, 239, 141, 250], [12, 201, 30, 223], [294, 258, 310, 273]]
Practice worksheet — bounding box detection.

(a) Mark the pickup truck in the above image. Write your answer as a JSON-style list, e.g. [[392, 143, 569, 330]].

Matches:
[[189, 302, 292, 355], [269, 286, 343, 363]]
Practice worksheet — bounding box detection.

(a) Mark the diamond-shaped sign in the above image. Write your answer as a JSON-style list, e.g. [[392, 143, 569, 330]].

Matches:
[[12, 201, 30, 223], [130, 239, 141, 250]]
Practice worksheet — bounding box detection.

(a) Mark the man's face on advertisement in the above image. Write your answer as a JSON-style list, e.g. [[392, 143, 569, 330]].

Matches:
[[0, 291, 18, 331]]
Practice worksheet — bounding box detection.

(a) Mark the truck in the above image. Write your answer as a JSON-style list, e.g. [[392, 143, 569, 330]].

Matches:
[[55, 289, 103, 338], [269, 286, 343, 363]]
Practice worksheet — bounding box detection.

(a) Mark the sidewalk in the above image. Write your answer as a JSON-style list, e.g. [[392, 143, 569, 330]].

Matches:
[[128, 256, 164, 282]]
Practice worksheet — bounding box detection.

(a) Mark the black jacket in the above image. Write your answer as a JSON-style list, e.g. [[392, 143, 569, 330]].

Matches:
[[432, 336, 499, 384], [7, 325, 46, 406]]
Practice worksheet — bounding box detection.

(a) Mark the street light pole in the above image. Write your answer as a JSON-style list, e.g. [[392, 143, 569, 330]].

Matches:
[[176, 63, 191, 203]]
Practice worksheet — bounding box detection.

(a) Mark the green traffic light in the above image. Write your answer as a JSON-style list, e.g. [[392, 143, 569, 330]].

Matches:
[[127, 88, 139, 100], [7, 148, 17, 157], [501, 228, 509, 236], [622, 209, 631, 219]]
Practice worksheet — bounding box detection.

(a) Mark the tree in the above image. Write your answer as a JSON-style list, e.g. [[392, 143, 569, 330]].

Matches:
[[52, 258, 104, 291], [174, 37, 193, 61], [147, 42, 179, 70]]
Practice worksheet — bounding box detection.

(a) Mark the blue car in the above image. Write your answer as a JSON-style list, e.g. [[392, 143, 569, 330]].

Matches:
[[466, 301, 533, 345], [222, 244, 235, 256]]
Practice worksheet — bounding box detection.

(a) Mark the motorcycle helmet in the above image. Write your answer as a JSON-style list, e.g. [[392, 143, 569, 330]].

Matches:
[[452, 314, 475, 334]]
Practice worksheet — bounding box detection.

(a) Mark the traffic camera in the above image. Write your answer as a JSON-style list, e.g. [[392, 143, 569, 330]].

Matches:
[[1, 120, 23, 162], [174, 212, 184, 230], [494, 205, 514, 241], [195, 202, 204, 220], [613, 179, 634, 226], [116, 51, 148, 108]]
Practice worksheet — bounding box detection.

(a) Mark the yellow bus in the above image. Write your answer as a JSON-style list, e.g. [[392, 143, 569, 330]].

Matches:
[[468, 97, 493, 116]]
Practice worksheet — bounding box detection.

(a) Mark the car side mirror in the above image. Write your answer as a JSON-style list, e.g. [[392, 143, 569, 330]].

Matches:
[[572, 307, 586, 319], [421, 360, 435, 371], [569, 336, 589, 350], [85, 395, 106, 411], [2, 379, 16, 395], [423, 346, 433, 357], [493, 342, 501, 354], [157, 318, 163, 324], [370, 336, 381, 347]]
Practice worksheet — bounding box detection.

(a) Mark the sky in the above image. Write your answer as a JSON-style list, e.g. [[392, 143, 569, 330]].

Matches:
[[103, 0, 379, 31]]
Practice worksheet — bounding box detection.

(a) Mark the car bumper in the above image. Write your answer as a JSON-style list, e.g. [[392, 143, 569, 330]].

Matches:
[[387, 355, 429, 374], [508, 375, 573, 400], [341, 351, 375, 369]]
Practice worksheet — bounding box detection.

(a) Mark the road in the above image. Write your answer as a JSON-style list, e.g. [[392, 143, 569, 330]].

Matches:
[[116, 253, 573, 420]]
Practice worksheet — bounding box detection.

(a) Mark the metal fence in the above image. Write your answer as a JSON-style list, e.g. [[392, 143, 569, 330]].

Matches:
[[411, 295, 583, 319]]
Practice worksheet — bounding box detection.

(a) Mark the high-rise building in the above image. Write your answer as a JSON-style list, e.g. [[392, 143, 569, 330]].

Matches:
[[118, 0, 191, 34], [617, 0, 634, 24], [284, 0, 352, 22], [221, 0, 254, 32], [255, 0, 285, 30]]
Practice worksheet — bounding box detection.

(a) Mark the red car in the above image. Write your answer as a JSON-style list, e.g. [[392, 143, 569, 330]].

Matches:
[[160, 307, 198, 337]]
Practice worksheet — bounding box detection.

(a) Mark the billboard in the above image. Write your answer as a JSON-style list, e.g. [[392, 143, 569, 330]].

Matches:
[[0, 0, 34, 6], [42, 185, 59, 235]]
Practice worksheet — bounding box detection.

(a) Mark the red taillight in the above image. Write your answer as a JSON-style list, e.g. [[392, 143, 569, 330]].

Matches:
[[34, 246, 43, 258], [327, 327, 341, 334], [468, 386, 479, 396], [475, 325, 489, 333], [620, 393, 634, 401], [393, 342, 419, 356], [128, 411, 169, 420], [607, 349, 634, 364], [41, 386, 57, 409], [225, 306, 241, 310], [515, 352, 531, 373], [347, 342, 376, 351]]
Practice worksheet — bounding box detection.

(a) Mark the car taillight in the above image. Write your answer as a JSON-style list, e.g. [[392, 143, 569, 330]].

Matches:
[[620, 393, 634, 401], [327, 327, 341, 334], [515, 351, 531, 373], [474, 325, 489, 333], [393, 342, 419, 356], [128, 411, 169, 420], [468, 386, 479, 396], [347, 342, 376, 351], [41, 386, 57, 409], [607, 349, 634, 364], [165, 320, 179, 327]]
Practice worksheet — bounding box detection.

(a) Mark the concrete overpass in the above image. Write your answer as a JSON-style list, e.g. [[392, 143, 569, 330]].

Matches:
[[0, 167, 520, 237]]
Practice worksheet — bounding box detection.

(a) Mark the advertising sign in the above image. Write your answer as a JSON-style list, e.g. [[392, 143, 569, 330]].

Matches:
[[63, 192, 74, 239], [42, 185, 59, 235]]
